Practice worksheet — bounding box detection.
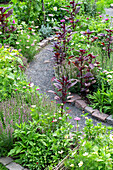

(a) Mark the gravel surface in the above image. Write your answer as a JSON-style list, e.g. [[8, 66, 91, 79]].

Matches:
[[25, 8, 113, 130], [25, 43, 113, 131], [103, 8, 113, 26]]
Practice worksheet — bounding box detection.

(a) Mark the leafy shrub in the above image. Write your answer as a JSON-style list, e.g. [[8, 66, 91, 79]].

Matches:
[[39, 24, 53, 39], [0, 46, 25, 101], [11, 0, 43, 26], [8, 99, 74, 169], [15, 26, 41, 62], [65, 118, 113, 170], [8, 120, 73, 169]]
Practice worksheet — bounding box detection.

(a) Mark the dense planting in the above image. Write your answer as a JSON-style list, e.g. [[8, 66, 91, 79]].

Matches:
[[0, 0, 113, 169]]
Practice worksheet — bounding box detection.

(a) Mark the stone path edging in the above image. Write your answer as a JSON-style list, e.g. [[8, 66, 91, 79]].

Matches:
[[67, 94, 113, 125], [0, 157, 28, 170], [36, 35, 55, 51]]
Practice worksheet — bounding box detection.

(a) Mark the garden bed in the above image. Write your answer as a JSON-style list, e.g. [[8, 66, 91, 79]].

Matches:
[[0, 0, 113, 169]]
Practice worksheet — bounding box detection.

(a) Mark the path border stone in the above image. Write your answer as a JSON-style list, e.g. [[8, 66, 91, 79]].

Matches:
[[0, 157, 28, 170], [70, 95, 113, 124]]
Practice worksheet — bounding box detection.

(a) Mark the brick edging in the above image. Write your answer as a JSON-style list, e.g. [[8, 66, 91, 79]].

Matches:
[[67, 94, 113, 125]]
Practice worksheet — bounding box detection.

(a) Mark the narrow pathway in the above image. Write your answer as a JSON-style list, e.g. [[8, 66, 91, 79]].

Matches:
[[25, 43, 113, 130]]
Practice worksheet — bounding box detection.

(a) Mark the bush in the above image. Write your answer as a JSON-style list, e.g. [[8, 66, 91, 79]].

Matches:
[[0, 46, 25, 101], [7, 95, 74, 169], [65, 118, 113, 170]]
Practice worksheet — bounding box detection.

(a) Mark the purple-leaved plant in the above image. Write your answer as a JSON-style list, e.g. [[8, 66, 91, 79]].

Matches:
[[61, 0, 80, 30], [48, 76, 78, 115], [69, 49, 100, 95], [0, 6, 16, 43]]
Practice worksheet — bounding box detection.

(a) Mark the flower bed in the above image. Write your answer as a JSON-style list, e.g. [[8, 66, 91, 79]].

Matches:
[[0, 0, 113, 169]]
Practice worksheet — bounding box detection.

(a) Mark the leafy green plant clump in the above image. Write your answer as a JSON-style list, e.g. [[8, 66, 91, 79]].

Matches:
[[88, 70, 113, 116], [0, 46, 25, 101], [0, 163, 8, 170], [7, 97, 74, 169], [15, 24, 41, 62], [65, 118, 113, 170]]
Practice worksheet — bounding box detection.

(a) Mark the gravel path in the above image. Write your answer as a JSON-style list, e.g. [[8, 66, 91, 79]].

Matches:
[[103, 8, 113, 26], [25, 8, 113, 131], [25, 43, 113, 131]]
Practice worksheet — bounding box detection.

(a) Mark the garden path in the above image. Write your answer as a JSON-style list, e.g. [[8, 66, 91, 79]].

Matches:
[[25, 7, 113, 130], [25, 43, 113, 130]]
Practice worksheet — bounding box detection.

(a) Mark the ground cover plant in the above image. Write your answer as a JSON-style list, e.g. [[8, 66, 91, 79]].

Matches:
[[64, 118, 113, 170], [0, 163, 8, 170]]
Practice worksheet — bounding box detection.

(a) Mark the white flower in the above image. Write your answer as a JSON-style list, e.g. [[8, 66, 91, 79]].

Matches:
[[26, 46, 30, 48], [53, 6, 57, 11], [29, 83, 34, 87], [58, 150, 64, 154], [31, 105, 36, 108], [46, 18, 50, 22], [78, 161, 83, 167], [53, 119, 57, 122], [107, 75, 112, 79], [59, 117, 62, 120], [16, 42, 19, 44], [110, 134, 113, 141], [0, 32, 2, 34], [83, 152, 88, 156], [70, 164, 74, 167]]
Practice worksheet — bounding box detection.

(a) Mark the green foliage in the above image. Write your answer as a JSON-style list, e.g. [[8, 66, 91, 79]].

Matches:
[[8, 110, 74, 169], [65, 118, 113, 170], [11, 0, 43, 26], [15, 25, 41, 62], [0, 46, 25, 101], [0, 163, 8, 170], [88, 71, 113, 115], [39, 24, 53, 39], [80, 0, 97, 17]]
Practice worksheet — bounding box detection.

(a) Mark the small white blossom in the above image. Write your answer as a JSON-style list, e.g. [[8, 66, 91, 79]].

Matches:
[[110, 134, 113, 141], [31, 105, 36, 108], [53, 6, 57, 11], [58, 150, 64, 154], [83, 152, 88, 156], [107, 75, 112, 79], [78, 161, 83, 167], [70, 164, 74, 167]]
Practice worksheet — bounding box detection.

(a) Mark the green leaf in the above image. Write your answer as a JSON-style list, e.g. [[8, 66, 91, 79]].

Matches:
[[7, 73, 15, 80], [8, 149, 16, 156]]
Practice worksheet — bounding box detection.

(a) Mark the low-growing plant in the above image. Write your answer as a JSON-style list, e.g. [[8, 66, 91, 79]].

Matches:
[[0, 86, 40, 156], [0, 46, 25, 101], [39, 24, 53, 39], [65, 118, 113, 170], [15, 28, 41, 62], [8, 105, 74, 169]]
